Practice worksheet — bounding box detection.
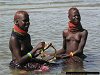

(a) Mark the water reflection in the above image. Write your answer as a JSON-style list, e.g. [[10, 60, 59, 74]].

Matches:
[[10, 68, 29, 75], [62, 56, 85, 72]]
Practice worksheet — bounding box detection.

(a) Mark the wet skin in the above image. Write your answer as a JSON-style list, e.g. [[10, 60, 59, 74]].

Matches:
[[9, 11, 46, 65], [9, 11, 31, 63], [56, 8, 88, 72], [56, 8, 88, 58]]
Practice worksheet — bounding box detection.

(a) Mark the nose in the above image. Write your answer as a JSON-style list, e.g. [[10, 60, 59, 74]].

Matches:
[[75, 16, 78, 19], [25, 22, 30, 27], [26, 22, 30, 25], [24, 25, 28, 28]]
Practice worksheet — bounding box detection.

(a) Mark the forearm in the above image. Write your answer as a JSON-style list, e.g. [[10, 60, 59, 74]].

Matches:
[[68, 49, 83, 57], [73, 49, 83, 55], [16, 42, 51, 65], [16, 48, 38, 65], [17, 43, 44, 65], [17, 52, 49, 65], [56, 49, 65, 55], [48, 48, 65, 56], [17, 54, 31, 65]]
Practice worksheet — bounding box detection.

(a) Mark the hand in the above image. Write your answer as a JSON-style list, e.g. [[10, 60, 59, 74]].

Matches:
[[43, 42, 52, 50], [35, 42, 45, 50], [31, 42, 45, 56], [34, 42, 52, 51], [32, 42, 52, 57], [69, 52, 74, 57]]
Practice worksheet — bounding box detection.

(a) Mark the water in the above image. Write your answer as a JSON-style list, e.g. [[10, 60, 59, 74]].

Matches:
[[0, 0, 100, 75]]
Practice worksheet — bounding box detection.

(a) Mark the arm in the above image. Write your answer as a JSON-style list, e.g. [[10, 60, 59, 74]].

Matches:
[[17, 42, 46, 65], [50, 30, 67, 56], [10, 36, 33, 65], [10, 36, 23, 62], [10, 36, 45, 65], [73, 30, 88, 55], [55, 30, 68, 59], [56, 30, 67, 55]]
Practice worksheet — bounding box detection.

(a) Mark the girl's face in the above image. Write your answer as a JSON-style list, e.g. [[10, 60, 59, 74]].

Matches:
[[68, 9, 81, 24]]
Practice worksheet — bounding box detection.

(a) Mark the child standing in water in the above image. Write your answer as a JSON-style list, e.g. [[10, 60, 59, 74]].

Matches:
[[53, 7, 88, 61]]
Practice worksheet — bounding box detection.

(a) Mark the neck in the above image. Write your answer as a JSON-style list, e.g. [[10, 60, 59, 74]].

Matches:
[[13, 25, 27, 35], [68, 21, 83, 32]]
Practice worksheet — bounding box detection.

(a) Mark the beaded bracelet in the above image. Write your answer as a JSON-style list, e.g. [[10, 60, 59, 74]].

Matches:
[[27, 53, 32, 58], [70, 52, 74, 56]]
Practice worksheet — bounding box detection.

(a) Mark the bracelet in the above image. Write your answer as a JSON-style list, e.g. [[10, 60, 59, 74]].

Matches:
[[70, 52, 74, 56], [27, 53, 32, 58]]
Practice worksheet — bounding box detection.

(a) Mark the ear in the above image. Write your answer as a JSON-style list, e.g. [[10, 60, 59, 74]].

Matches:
[[68, 15, 71, 21], [14, 20, 19, 25], [68, 15, 70, 19]]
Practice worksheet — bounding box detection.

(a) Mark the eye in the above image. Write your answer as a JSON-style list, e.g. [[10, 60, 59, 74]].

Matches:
[[22, 19, 29, 22]]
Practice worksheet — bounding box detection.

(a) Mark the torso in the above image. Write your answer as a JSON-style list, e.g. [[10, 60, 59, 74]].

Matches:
[[9, 31, 33, 60], [63, 29, 84, 54]]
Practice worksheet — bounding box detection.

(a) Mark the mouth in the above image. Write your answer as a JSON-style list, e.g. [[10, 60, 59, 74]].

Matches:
[[74, 18, 80, 23], [24, 28, 28, 32], [20, 26, 28, 32]]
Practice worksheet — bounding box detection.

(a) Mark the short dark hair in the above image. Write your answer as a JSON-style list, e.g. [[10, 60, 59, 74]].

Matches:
[[14, 11, 29, 21], [68, 7, 79, 15]]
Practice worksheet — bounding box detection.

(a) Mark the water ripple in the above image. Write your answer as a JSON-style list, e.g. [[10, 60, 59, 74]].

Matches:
[[0, 0, 100, 74]]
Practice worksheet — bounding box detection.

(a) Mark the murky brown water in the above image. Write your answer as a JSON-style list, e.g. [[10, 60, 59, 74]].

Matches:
[[0, 0, 100, 75]]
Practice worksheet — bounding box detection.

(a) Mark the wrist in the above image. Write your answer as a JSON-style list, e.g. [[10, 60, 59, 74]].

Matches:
[[69, 52, 74, 57]]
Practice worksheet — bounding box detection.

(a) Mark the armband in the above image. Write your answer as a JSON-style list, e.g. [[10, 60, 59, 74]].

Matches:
[[27, 53, 32, 58]]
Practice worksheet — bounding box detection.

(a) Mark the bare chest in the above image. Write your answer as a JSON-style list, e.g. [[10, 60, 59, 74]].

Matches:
[[19, 38, 31, 51], [66, 32, 81, 43]]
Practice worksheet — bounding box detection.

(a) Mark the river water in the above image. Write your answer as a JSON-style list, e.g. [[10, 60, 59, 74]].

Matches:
[[0, 0, 100, 75]]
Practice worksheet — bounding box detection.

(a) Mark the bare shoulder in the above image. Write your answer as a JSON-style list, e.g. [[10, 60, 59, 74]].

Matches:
[[63, 29, 68, 33], [10, 35, 17, 40], [63, 29, 68, 35], [81, 29, 88, 36], [10, 35, 18, 43]]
